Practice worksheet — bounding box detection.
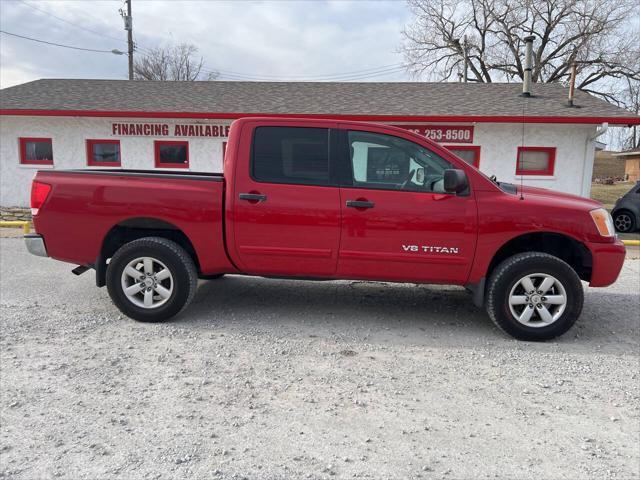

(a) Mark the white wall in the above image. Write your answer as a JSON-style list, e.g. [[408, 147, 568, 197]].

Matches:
[[0, 116, 230, 206], [472, 122, 597, 196], [0, 115, 599, 206]]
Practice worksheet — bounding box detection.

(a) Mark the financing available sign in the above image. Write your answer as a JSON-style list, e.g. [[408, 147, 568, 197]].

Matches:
[[111, 122, 231, 138]]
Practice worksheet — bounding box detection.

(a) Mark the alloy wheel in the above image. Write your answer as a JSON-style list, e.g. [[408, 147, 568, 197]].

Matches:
[[508, 273, 567, 327], [120, 256, 174, 309]]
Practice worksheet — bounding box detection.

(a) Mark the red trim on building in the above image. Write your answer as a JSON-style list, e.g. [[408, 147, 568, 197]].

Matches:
[[1, 109, 639, 125], [154, 140, 189, 169], [445, 145, 481, 168], [86, 139, 121, 167], [19, 137, 53, 165], [516, 146, 556, 176]]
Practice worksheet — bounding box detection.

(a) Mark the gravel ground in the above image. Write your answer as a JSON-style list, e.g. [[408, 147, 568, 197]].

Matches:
[[1, 235, 639, 480]]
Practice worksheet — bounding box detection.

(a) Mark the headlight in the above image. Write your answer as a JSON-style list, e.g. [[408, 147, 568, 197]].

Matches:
[[589, 208, 615, 237]]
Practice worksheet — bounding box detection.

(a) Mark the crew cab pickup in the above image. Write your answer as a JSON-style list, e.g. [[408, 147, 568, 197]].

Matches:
[[26, 118, 626, 340]]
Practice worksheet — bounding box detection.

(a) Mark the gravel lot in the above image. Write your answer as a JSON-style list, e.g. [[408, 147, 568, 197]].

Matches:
[[1, 235, 639, 480]]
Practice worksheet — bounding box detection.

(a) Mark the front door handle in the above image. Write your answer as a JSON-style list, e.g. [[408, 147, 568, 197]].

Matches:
[[239, 193, 267, 202], [346, 200, 375, 209]]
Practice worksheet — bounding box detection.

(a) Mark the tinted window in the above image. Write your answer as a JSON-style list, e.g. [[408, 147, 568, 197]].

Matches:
[[252, 127, 329, 185], [348, 131, 455, 193], [21, 138, 53, 164], [156, 141, 189, 167], [88, 141, 120, 164]]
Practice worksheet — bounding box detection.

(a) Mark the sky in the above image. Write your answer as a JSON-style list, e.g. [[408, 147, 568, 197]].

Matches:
[[0, 0, 413, 88]]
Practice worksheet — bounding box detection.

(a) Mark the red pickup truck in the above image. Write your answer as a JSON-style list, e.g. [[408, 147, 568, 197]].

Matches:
[[26, 118, 625, 340]]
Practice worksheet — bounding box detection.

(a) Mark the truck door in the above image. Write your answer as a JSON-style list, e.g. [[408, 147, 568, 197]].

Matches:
[[230, 123, 341, 277], [337, 127, 477, 284]]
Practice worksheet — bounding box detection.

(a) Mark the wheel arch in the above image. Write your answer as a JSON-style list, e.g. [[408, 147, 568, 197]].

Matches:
[[96, 217, 200, 287], [486, 232, 593, 286]]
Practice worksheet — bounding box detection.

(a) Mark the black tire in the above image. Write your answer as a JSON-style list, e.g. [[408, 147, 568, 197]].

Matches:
[[613, 210, 636, 233], [106, 237, 197, 322], [486, 252, 583, 341]]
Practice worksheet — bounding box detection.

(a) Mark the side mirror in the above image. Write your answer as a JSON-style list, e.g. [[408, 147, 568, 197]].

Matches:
[[444, 169, 469, 194], [415, 167, 425, 185]]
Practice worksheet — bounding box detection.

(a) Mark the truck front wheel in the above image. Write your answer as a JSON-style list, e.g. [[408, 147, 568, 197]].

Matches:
[[106, 237, 198, 322], [486, 252, 583, 341]]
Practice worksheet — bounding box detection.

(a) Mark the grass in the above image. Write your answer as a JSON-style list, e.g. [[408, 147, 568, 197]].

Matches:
[[592, 152, 625, 180], [590, 182, 633, 210]]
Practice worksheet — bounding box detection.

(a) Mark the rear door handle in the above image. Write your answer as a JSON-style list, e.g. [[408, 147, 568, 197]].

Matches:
[[346, 200, 375, 209], [239, 193, 267, 202]]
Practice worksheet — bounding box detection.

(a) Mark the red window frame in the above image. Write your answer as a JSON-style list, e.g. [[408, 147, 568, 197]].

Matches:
[[516, 146, 556, 175], [446, 145, 481, 168], [19, 137, 53, 165], [154, 140, 189, 169], [86, 139, 121, 166]]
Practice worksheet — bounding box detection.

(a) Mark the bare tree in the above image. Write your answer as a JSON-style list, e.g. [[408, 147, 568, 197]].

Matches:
[[608, 78, 640, 149], [401, 0, 640, 104], [134, 43, 218, 81]]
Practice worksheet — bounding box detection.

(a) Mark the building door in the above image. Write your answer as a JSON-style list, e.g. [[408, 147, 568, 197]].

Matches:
[[338, 128, 478, 284], [231, 124, 341, 276]]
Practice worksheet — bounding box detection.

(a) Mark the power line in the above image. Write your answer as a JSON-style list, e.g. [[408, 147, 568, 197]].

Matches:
[[10, 0, 409, 82], [213, 65, 408, 82], [205, 64, 408, 82], [17, 0, 127, 46], [16, 0, 155, 61], [0, 30, 123, 54], [210, 63, 405, 80]]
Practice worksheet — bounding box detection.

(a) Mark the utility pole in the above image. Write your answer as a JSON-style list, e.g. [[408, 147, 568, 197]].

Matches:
[[120, 0, 133, 80], [462, 35, 468, 83]]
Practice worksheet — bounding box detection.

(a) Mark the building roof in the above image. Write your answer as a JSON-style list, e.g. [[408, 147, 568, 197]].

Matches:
[[1, 79, 639, 125], [612, 148, 640, 157]]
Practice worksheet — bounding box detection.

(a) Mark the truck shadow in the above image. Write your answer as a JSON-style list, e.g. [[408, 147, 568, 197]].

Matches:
[[182, 275, 639, 354]]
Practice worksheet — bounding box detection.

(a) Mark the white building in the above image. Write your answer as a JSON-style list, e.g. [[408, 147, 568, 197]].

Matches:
[[1, 79, 639, 206]]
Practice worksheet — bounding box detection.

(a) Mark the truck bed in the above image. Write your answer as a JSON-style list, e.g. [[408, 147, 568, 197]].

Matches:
[[32, 169, 235, 275]]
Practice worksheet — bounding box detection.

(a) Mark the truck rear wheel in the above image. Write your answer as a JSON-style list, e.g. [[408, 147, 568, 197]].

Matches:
[[485, 252, 583, 341], [106, 237, 197, 322]]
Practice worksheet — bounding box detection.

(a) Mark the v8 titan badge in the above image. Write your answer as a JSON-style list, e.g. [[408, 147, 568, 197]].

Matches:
[[402, 244, 460, 254]]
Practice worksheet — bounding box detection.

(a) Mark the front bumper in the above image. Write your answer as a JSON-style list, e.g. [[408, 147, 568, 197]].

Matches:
[[24, 233, 48, 257], [588, 238, 626, 287]]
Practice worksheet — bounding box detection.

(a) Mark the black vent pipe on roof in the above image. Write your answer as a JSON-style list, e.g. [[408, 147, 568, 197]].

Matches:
[[521, 36, 535, 97]]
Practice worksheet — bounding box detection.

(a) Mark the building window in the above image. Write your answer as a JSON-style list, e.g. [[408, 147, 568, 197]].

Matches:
[[155, 140, 189, 168], [516, 147, 555, 175], [19, 137, 53, 165], [446, 145, 480, 168], [87, 139, 121, 166]]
